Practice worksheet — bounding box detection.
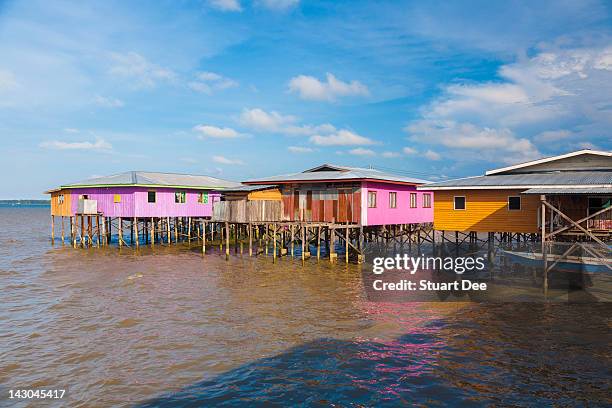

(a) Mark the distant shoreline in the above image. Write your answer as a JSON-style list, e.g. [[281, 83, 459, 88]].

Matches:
[[0, 200, 50, 207]]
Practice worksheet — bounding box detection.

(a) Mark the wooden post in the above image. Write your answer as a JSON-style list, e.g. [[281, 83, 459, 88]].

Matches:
[[273, 223, 277, 262], [96, 215, 101, 247], [225, 222, 230, 260], [202, 221, 206, 254], [188, 217, 191, 244], [290, 224, 295, 257], [118, 218, 123, 247], [101, 217, 107, 246], [61, 216, 65, 243], [317, 226, 321, 261], [151, 217, 155, 246], [174, 218, 178, 244], [345, 224, 349, 264], [329, 227, 336, 262], [248, 223, 252, 256], [134, 217, 139, 248], [80, 215, 85, 247], [70, 216, 75, 247], [541, 195, 548, 295], [51, 215, 55, 244], [301, 224, 305, 261]]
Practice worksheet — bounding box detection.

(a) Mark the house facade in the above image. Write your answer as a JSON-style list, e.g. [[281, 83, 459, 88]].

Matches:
[[47, 171, 239, 218], [243, 164, 433, 226], [420, 150, 612, 233]]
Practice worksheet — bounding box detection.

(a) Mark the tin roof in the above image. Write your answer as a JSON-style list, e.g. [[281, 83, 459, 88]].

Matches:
[[222, 184, 278, 192], [244, 165, 430, 185], [522, 187, 612, 195], [420, 171, 612, 190], [59, 171, 241, 190]]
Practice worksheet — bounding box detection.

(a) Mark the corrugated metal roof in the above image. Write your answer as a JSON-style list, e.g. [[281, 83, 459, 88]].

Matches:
[[223, 184, 278, 192], [61, 171, 241, 189], [522, 187, 612, 195], [245, 167, 430, 185], [421, 171, 612, 190]]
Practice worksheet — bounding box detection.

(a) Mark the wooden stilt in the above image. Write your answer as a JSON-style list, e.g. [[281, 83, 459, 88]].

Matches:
[[541, 195, 548, 296], [291, 224, 295, 257], [345, 224, 349, 264], [51, 215, 55, 244], [96, 215, 101, 247], [118, 217, 123, 247], [273, 223, 277, 262], [202, 221, 206, 254], [174, 218, 178, 244], [151, 217, 155, 246], [225, 222, 230, 260], [134, 217, 139, 248], [248, 223, 252, 256], [61, 216, 65, 243], [301, 224, 305, 261], [317, 226, 321, 260]]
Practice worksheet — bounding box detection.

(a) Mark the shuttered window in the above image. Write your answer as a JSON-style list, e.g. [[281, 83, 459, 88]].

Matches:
[[147, 191, 156, 203], [368, 191, 377, 208], [389, 192, 397, 208], [423, 193, 431, 208], [175, 191, 186, 204], [198, 192, 208, 204], [113, 194, 121, 203], [410, 193, 417, 208]]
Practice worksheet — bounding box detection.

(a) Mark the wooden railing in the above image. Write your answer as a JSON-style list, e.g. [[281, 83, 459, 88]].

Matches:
[[212, 200, 284, 223]]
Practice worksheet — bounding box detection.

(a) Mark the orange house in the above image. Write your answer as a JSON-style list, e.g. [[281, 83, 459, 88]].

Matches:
[[419, 150, 612, 233], [48, 188, 72, 217]]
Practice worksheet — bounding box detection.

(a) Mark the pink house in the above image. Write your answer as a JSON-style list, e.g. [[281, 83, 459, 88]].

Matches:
[[243, 164, 433, 226], [49, 171, 240, 218]]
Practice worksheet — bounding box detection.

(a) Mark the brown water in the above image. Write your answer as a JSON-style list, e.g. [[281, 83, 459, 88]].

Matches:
[[1, 207, 610, 407]]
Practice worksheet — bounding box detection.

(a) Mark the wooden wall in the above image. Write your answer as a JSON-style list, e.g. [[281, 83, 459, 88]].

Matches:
[[433, 189, 540, 233], [50, 189, 72, 216], [280, 183, 361, 223]]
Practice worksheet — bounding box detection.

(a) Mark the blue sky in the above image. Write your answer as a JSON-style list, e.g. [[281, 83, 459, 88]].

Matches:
[[0, 0, 611, 198]]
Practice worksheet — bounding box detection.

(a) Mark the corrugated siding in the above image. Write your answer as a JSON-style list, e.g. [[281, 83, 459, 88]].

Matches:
[[433, 189, 540, 233], [279, 184, 361, 223], [364, 181, 433, 226], [50, 189, 72, 216]]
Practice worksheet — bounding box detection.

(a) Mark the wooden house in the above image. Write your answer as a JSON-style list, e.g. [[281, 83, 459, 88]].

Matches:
[[212, 185, 283, 223], [46, 171, 240, 218], [420, 150, 612, 234], [242, 164, 433, 226]]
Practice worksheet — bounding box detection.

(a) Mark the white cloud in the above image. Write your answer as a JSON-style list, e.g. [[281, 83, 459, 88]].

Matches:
[[288, 73, 369, 101], [194, 125, 242, 139], [403, 147, 418, 155], [382, 151, 401, 158], [258, 0, 299, 10], [209, 0, 242, 11], [40, 139, 112, 151], [94, 95, 124, 108], [424, 150, 441, 161], [288, 146, 314, 153], [189, 71, 238, 94], [0, 69, 18, 91], [212, 155, 244, 165], [534, 130, 573, 142], [310, 129, 375, 146], [349, 148, 376, 156], [109, 52, 175, 88], [239, 108, 297, 132], [405, 46, 612, 164]]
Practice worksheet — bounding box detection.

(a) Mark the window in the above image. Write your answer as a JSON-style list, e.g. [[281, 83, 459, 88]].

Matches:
[[79, 194, 88, 200], [175, 191, 186, 204], [368, 191, 377, 208], [147, 191, 156, 203], [113, 194, 121, 203], [508, 196, 521, 211], [410, 193, 417, 208], [198, 191, 208, 204], [389, 192, 397, 208], [58, 194, 64, 204], [423, 193, 432, 208], [454, 196, 466, 210]]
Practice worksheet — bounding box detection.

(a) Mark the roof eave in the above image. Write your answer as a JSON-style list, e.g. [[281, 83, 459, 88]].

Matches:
[[485, 150, 612, 176], [419, 184, 612, 191]]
